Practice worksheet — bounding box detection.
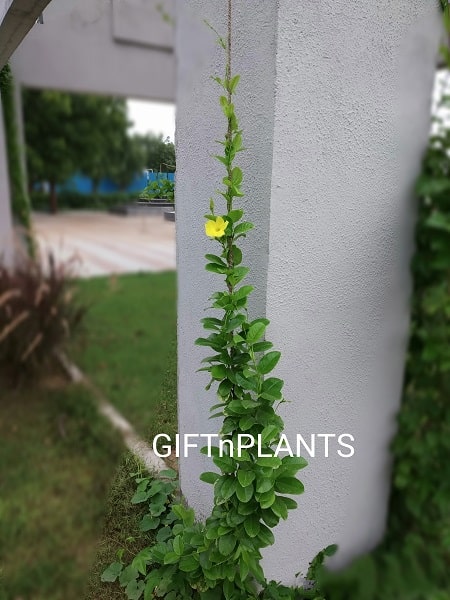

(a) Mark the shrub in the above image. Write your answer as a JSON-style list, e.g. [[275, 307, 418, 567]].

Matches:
[[140, 178, 175, 202], [30, 190, 130, 212], [0, 254, 85, 384]]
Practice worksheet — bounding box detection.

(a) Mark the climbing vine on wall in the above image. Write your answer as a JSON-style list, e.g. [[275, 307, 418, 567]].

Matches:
[[0, 64, 35, 256]]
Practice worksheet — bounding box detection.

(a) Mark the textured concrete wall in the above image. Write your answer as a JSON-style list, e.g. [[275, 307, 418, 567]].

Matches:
[[176, 0, 440, 583], [11, 0, 175, 101], [263, 0, 441, 579], [0, 94, 13, 265], [176, 0, 278, 518]]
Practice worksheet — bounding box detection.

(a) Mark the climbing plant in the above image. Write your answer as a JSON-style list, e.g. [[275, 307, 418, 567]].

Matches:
[[0, 64, 35, 256], [100, 2, 334, 598]]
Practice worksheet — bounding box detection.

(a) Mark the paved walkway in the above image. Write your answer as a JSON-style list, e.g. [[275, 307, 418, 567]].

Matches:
[[32, 211, 176, 278]]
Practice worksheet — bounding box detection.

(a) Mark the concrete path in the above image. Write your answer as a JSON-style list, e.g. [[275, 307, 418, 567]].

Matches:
[[32, 210, 176, 278]]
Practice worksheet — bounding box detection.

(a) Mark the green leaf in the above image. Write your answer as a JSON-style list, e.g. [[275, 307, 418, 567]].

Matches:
[[132, 548, 153, 576], [200, 471, 221, 484], [218, 534, 237, 556], [253, 341, 273, 353], [258, 489, 276, 509], [163, 551, 180, 565], [205, 263, 227, 274], [195, 337, 222, 350], [217, 379, 233, 397], [260, 424, 280, 443], [212, 75, 226, 88], [236, 481, 254, 503], [214, 154, 229, 166], [281, 455, 308, 471], [201, 317, 222, 331], [271, 496, 288, 519], [220, 476, 237, 500], [237, 469, 255, 487], [256, 455, 282, 468], [227, 266, 249, 285], [232, 132, 243, 153], [256, 477, 273, 494], [261, 509, 279, 527], [257, 523, 275, 547], [239, 415, 255, 431], [224, 314, 246, 332], [101, 561, 123, 582], [228, 74, 240, 93], [258, 351, 281, 375], [211, 364, 227, 380], [125, 579, 145, 600], [213, 454, 236, 473], [119, 564, 139, 586], [235, 373, 258, 391], [323, 544, 338, 557], [205, 254, 227, 266], [173, 535, 184, 555], [244, 514, 261, 538], [261, 377, 284, 400], [159, 468, 178, 479], [139, 515, 160, 532], [131, 491, 148, 504], [156, 527, 172, 542], [274, 477, 305, 495], [232, 245, 243, 265], [233, 285, 254, 301], [234, 222, 254, 236], [179, 554, 199, 572], [228, 209, 243, 222], [231, 167, 243, 186], [247, 322, 267, 345], [279, 496, 297, 510]]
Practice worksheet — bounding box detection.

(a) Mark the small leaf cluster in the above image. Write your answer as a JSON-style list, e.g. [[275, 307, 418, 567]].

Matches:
[[101, 468, 198, 599], [141, 177, 175, 202]]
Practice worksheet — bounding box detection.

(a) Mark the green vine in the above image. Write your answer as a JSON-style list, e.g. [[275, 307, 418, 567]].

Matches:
[[0, 64, 35, 256], [101, 3, 333, 598]]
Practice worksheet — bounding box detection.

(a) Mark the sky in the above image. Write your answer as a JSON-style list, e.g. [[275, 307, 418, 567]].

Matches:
[[127, 99, 176, 142]]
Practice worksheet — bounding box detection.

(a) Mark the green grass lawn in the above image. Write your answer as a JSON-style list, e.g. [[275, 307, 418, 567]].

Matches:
[[72, 271, 177, 441], [0, 380, 123, 600]]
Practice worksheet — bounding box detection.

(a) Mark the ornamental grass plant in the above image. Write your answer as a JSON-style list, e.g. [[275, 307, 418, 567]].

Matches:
[[0, 253, 85, 385]]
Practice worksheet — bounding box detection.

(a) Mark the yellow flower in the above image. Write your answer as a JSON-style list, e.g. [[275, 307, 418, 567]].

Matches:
[[205, 216, 227, 238]]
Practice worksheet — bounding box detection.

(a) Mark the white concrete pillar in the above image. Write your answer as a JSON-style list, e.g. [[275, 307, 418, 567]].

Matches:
[[0, 92, 14, 265], [176, 0, 441, 583]]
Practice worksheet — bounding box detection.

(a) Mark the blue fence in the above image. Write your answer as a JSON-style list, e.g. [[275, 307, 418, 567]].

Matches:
[[58, 171, 175, 195]]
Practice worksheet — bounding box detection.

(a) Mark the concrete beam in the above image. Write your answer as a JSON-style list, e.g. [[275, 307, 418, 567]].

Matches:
[[0, 0, 52, 69], [11, 0, 175, 102]]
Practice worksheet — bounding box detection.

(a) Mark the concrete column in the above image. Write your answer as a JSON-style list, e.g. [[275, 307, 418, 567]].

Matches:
[[0, 92, 13, 265], [176, 0, 441, 583]]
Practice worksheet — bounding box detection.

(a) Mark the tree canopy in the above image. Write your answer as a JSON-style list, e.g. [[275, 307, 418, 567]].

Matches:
[[22, 89, 176, 212]]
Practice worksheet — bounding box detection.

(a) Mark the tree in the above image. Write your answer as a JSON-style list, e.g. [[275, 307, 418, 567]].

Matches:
[[23, 89, 74, 213], [22, 90, 136, 211], [68, 94, 131, 193], [108, 134, 146, 191], [136, 133, 176, 173]]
